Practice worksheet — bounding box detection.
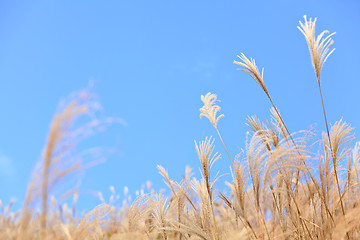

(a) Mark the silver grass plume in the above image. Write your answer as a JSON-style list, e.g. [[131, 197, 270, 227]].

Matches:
[[200, 93, 224, 128], [298, 15, 335, 83], [234, 53, 268, 96]]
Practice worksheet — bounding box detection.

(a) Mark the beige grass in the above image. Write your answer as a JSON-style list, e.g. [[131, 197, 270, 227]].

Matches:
[[1, 15, 360, 239]]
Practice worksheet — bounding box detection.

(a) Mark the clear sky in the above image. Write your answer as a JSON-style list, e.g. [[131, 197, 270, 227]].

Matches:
[[1, 1, 359, 211]]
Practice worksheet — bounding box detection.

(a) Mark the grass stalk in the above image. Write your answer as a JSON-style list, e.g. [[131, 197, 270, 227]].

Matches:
[[317, 81, 346, 217]]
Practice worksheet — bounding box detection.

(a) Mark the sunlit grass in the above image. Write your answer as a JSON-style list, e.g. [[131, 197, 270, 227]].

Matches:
[[1, 15, 360, 239]]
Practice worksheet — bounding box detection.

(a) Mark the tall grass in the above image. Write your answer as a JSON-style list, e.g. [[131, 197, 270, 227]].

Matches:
[[1, 15, 360, 239]]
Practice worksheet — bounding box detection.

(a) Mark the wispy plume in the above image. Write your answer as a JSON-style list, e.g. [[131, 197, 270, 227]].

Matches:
[[234, 53, 268, 96], [298, 15, 335, 83], [195, 137, 220, 196], [200, 93, 233, 166], [298, 15, 344, 219], [200, 92, 224, 128]]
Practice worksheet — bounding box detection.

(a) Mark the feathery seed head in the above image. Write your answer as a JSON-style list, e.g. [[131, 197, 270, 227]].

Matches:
[[200, 92, 224, 128], [298, 15, 335, 83], [234, 53, 268, 95], [195, 137, 220, 186], [329, 119, 354, 163]]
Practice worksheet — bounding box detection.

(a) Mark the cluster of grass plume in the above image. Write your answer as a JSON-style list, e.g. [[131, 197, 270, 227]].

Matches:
[[1, 15, 360, 239]]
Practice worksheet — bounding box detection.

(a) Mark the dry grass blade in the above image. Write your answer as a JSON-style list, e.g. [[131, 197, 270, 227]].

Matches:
[[157, 165, 177, 196], [195, 137, 221, 240], [195, 137, 220, 196], [164, 217, 213, 240], [332, 206, 360, 239], [151, 193, 169, 240], [328, 119, 355, 166], [270, 107, 288, 144], [353, 142, 360, 183], [20, 89, 117, 236], [22, 90, 97, 231], [231, 160, 248, 219], [127, 194, 150, 232], [192, 178, 216, 238], [72, 203, 110, 239]]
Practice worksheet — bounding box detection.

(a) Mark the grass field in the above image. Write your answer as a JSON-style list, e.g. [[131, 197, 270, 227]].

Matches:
[[1, 15, 359, 239]]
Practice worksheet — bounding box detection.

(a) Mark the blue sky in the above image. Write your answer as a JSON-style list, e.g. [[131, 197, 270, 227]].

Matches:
[[0, 1, 359, 211]]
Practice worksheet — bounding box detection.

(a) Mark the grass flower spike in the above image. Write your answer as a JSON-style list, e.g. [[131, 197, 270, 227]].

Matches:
[[195, 136, 221, 240], [298, 15, 349, 231], [200, 92, 233, 165], [234, 53, 268, 96], [200, 92, 224, 128], [298, 15, 335, 83], [195, 137, 220, 194]]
